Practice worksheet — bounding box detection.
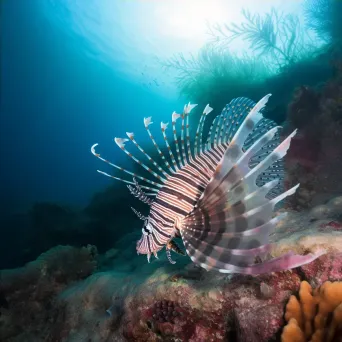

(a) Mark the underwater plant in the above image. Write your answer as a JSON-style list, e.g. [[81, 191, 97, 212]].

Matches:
[[161, 44, 270, 105], [207, 8, 318, 70], [304, 0, 342, 47], [162, 7, 328, 109]]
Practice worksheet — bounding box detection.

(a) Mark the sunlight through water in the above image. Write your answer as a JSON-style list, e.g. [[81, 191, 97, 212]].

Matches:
[[42, 0, 306, 99]]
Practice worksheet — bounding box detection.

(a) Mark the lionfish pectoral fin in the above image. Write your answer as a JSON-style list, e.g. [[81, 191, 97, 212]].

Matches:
[[169, 240, 186, 256], [180, 95, 323, 275], [165, 240, 185, 264]]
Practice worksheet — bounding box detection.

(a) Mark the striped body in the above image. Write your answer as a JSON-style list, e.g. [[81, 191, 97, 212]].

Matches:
[[138, 144, 228, 254], [92, 95, 324, 274]]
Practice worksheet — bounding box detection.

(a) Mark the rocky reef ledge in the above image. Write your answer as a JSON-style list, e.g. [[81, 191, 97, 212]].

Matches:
[[1, 210, 342, 342]]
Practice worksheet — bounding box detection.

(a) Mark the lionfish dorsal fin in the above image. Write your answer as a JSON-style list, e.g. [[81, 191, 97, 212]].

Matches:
[[144, 117, 153, 126], [184, 102, 198, 162], [91, 144, 160, 191], [194, 104, 213, 156], [94, 100, 261, 200], [205, 97, 256, 150], [114, 135, 167, 183], [171, 111, 184, 168], [91, 101, 204, 194], [91, 97, 283, 200], [160, 121, 179, 171], [124, 131, 169, 179], [184, 102, 197, 114], [199, 94, 271, 206], [114, 137, 129, 148], [179, 108, 187, 164], [143, 117, 176, 174]]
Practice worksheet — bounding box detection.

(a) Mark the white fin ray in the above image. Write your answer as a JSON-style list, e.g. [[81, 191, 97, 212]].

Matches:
[[125, 131, 169, 178], [144, 118, 176, 174], [114, 136, 166, 183], [171, 111, 184, 167], [91, 144, 161, 190], [161, 122, 179, 171]]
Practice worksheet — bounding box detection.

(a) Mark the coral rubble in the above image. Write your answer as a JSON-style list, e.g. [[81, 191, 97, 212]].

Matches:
[[285, 62, 342, 210]]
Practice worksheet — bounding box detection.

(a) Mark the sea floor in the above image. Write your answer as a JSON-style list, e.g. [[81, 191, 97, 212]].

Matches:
[[1, 206, 342, 341]]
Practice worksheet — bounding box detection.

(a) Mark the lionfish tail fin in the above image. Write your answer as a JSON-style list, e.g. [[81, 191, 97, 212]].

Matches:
[[180, 94, 317, 275]]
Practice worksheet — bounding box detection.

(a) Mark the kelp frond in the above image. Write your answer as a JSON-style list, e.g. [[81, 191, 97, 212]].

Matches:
[[159, 45, 271, 100], [207, 8, 318, 68], [304, 0, 342, 46], [304, 0, 332, 42]]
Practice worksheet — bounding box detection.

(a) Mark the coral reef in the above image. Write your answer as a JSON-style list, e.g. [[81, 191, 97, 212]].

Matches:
[[282, 280, 342, 341], [306, 196, 342, 222], [0, 209, 341, 341], [1, 2, 342, 341], [285, 61, 342, 210], [0, 245, 97, 341], [318, 221, 342, 232], [151, 300, 182, 324], [287, 86, 321, 131], [0, 183, 143, 269], [120, 267, 300, 341]]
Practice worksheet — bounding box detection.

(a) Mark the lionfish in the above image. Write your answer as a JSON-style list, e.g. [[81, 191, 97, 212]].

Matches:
[[91, 94, 323, 275]]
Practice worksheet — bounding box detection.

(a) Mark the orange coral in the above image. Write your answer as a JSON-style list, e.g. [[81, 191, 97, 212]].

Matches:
[[282, 318, 306, 342], [282, 281, 342, 342]]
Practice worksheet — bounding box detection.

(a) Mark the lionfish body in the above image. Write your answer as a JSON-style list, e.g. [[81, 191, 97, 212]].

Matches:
[[92, 95, 323, 274]]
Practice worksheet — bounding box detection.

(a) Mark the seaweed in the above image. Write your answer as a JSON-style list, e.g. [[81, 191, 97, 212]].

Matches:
[[160, 44, 270, 103], [304, 0, 342, 46], [161, 7, 327, 106], [207, 8, 318, 70]]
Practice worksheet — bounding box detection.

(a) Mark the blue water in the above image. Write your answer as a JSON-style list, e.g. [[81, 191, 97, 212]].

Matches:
[[0, 0, 336, 271], [2, 2, 342, 341], [0, 0, 182, 216]]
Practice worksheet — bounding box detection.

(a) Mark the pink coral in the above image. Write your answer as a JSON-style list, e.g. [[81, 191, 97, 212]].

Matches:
[[299, 253, 342, 287], [235, 304, 284, 342], [151, 300, 182, 323], [318, 221, 342, 232]]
